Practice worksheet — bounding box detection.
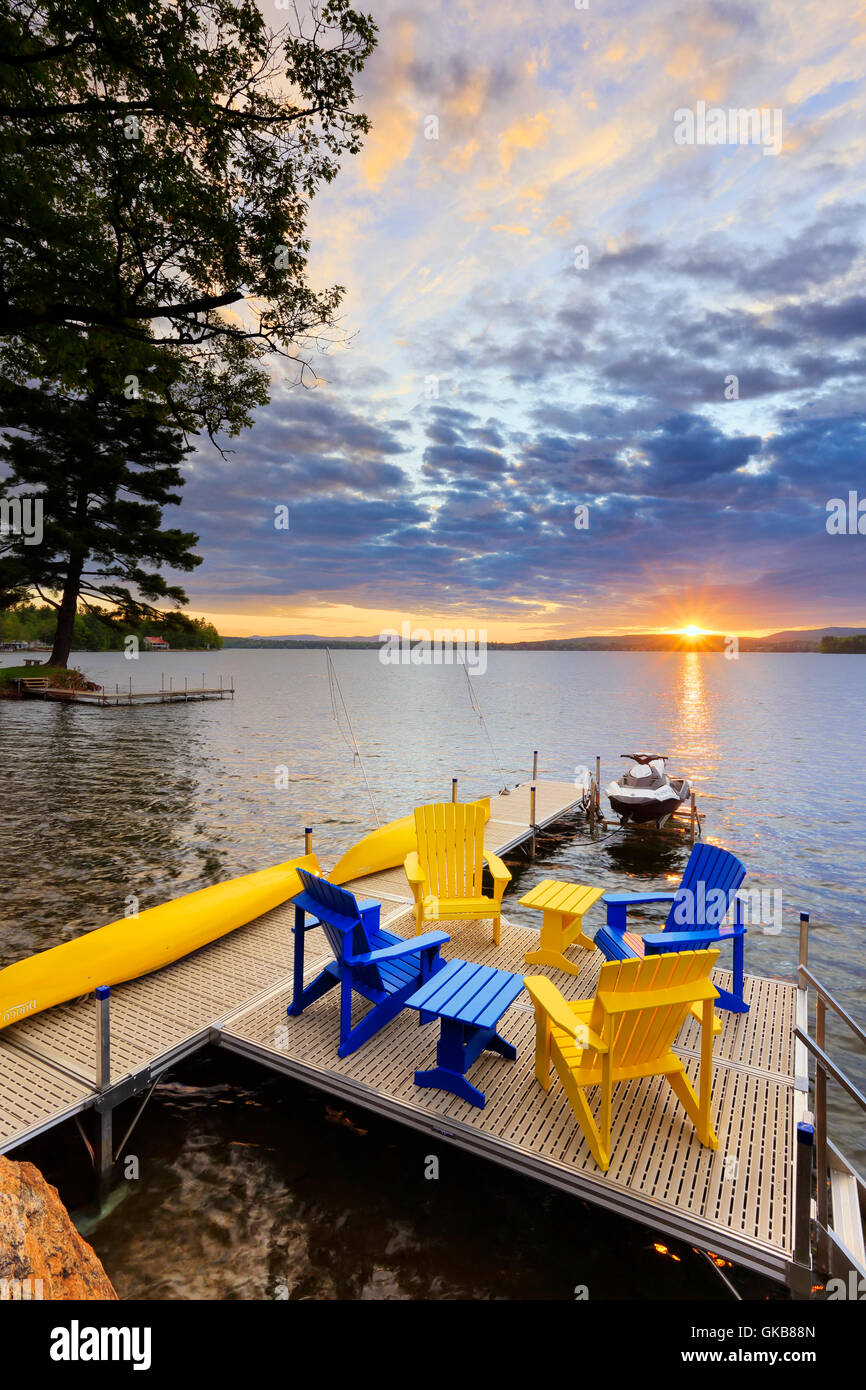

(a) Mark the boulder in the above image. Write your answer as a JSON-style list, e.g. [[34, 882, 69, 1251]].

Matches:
[[0, 1156, 117, 1300]]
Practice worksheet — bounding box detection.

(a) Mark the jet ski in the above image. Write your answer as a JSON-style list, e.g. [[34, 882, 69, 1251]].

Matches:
[[606, 753, 691, 827]]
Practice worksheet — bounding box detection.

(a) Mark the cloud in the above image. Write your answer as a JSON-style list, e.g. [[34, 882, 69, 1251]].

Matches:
[[498, 112, 552, 171], [357, 17, 419, 190], [157, 0, 866, 634]]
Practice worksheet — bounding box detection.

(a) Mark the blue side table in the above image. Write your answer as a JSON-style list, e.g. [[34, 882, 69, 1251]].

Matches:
[[404, 958, 525, 1108]]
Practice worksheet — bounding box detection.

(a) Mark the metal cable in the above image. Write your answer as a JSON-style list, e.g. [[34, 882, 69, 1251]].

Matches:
[[325, 648, 381, 827], [458, 656, 509, 794]]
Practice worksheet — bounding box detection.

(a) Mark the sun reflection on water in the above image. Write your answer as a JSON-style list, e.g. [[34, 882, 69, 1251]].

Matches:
[[675, 651, 713, 763]]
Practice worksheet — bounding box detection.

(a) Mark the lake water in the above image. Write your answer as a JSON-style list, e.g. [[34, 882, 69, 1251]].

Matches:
[[2, 649, 864, 1299]]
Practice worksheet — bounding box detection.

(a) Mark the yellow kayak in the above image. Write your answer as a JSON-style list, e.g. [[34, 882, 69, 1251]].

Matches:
[[0, 797, 492, 1031], [0, 853, 319, 1030]]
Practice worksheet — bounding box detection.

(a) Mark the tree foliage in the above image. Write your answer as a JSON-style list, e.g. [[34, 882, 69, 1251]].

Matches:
[[0, 1, 375, 661], [0, 601, 222, 650], [819, 634, 866, 653], [0, 0, 377, 436], [0, 370, 201, 664]]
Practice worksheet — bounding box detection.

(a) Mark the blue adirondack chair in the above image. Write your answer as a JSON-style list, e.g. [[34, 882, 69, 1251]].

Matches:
[[287, 869, 450, 1057], [594, 843, 749, 1014]]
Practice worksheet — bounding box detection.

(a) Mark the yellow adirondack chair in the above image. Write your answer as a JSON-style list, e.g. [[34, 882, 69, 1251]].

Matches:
[[404, 802, 511, 943], [524, 949, 720, 1172]]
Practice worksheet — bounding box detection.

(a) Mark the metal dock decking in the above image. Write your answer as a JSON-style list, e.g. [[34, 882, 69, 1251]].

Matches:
[[0, 782, 581, 1151], [219, 915, 802, 1281], [0, 780, 811, 1287]]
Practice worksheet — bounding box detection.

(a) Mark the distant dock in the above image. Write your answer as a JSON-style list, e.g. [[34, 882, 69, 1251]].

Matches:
[[14, 674, 235, 706]]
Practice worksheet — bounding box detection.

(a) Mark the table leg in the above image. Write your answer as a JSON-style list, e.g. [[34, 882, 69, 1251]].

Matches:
[[524, 909, 590, 974], [564, 914, 596, 953], [414, 1065, 486, 1108], [484, 1029, 516, 1061], [412, 1017, 514, 1109]]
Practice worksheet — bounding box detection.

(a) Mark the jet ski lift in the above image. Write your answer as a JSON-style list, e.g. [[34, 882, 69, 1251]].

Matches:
[[587, 754, 702, 840]]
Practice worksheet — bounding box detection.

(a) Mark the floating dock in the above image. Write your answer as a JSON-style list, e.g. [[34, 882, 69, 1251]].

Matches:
[[0, 781, 583, 1149], [0, 778, 859, 1294], [14, 675, 234, 706]]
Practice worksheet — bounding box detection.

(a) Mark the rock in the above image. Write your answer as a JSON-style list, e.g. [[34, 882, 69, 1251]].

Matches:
[[0, 1156, 117, 1300]]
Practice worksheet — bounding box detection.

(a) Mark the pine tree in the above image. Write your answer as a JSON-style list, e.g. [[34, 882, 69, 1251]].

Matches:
[[0, 370, 200, 666]]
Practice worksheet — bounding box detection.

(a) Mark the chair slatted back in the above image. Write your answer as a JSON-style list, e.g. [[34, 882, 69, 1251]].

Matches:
[[664, 843, 746, 931], [295, 868, 381, 988], [584, 949, 719, 1071], [414, 802, 487, 900]]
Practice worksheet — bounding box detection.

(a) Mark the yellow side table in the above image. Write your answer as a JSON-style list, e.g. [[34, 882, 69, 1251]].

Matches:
[[520, 880, 604, 975]]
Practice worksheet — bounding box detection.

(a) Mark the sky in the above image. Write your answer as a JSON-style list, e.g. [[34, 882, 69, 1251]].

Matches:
[[180, 0, 866, 639]]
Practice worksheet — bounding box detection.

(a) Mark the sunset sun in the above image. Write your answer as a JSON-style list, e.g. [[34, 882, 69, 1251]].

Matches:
[[681, 625, 704, 638]]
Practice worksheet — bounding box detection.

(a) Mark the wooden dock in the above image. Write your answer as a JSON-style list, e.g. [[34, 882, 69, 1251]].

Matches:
[[0, 780, 812, 1287], [16, 676, 235, 706]]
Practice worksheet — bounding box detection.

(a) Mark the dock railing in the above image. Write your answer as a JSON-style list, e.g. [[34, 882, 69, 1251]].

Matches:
[[793, 912, 866, 1289]]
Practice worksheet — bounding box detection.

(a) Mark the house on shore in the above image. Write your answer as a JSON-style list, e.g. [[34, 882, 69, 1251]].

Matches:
[[142, 636, 170, 651]]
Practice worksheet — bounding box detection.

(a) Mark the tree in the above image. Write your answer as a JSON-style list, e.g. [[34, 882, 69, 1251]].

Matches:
[[0, 0, 377, 435], [819, 634, 866, 654], [0, 371, 201, 666], [0, 2, 376, 656]]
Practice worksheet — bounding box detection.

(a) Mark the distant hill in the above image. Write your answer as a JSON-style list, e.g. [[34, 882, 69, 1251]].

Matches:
[[221, 627, 866, 653], [246, 634, 378, 642], [486, 629, 866, 652], [222, 635, 378, 648], [758, 627, 866, 642]]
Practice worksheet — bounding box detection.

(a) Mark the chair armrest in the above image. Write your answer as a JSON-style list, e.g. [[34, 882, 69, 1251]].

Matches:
[[358, 900, 381, 933], [603, 891, 677, 907], [643, 930, 725, 950], [484, 850, 511, 883], [292, 914, 322, 934], [404, 851, 426, 887], [523, 975, 608, 1051], [643, 927, 746, 952], [350, 930, 450, 964]]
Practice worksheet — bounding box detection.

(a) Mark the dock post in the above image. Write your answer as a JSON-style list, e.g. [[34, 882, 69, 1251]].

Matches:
[[794, 913, 819, 1287], [791, 1118, 815, 1296], [595, 757, 601, 815], [798, 912, 809, 986], [94, 986, 113, 1196], [532, 749, 538, 779], [529, 784, 537, 857], [452, 777, 458, 803], [304, 826, 313, 856], [689, 791, 696, 844], [815, 994, 829, 1245]]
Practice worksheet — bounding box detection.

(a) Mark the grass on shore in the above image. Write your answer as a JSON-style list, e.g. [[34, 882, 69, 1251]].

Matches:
[[0, 664, 94, 691]]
